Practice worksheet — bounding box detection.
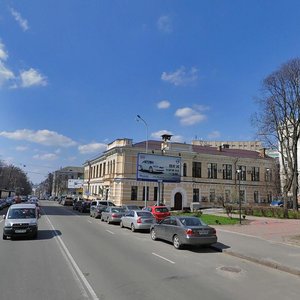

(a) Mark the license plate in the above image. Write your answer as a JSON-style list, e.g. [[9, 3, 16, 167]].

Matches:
[[15, 229, 26, 233], [198, 230, 208, 235]]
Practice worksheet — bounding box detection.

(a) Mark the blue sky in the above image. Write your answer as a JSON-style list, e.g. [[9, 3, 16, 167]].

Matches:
[[1, 0, 300, 184]]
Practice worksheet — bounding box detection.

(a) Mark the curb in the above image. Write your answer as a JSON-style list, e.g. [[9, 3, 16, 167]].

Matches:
[[211, 244, 300, 277]]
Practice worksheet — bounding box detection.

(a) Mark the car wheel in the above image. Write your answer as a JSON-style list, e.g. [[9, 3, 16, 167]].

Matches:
[[120, 221, 124, 228], [173, 235, 182, 249], [151, 229, 157, 240], [131, 223, 136, 232], [3, 234, 7, 240]]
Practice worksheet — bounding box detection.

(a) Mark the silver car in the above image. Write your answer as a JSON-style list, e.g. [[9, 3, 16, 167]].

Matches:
[[101, 207, 126, 224], [120, 210, 155, 232], [150, 216, 217, 249], [3, 203, 39, 240]]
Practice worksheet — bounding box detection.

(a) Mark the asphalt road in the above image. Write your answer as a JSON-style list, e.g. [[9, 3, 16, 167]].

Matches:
[[0, 200, 299, 300]]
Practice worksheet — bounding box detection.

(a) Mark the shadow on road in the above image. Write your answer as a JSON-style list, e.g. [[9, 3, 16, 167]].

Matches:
[[7, 229, 62, 241]]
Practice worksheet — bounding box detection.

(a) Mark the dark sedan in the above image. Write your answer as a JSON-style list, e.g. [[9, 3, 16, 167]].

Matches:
[[150, 216, 217, 249], [78, 201, 91, 213]]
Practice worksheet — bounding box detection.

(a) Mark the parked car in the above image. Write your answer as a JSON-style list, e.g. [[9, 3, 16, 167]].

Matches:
[[138, 160, 164, 173], [61, 196, 73, 206], [101, 207, 126, 224], [3, 203, 39, 240], [73, 199, 83, 210], [78, 201, 91, 213], [120, 210, 156, 232], [90, 200, 115, 218], [0, 199, 7, 210], [270, 200, 284, 207], [150, 216, 217, 249], [143, 205, 171, 222]]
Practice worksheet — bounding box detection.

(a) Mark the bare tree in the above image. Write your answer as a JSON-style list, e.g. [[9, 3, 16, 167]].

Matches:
[[253, 58, 300, 213]]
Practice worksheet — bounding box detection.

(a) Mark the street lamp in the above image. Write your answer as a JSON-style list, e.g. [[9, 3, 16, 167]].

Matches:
[[136, 114, 149, 208], [236, 169, 242, 225], [136, 115, 148, 154]]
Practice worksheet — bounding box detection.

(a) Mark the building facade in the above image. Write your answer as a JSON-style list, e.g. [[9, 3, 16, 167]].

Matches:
[[192, 140, 262, 151], [83, 138, 278, 209], [51, 166, 84, 197]]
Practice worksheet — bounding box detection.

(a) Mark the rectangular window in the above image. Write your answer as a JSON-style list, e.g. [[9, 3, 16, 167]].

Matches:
[[254, 191, 259, 203], [239, 190, 245, 202], [265, 168, 272, 182], [223, 164, 232, 180], [142, 186, 149, 201], [208, 163, 217, 179], [193, 189, 200, 202], [131, 186, 138, 201], [153, 187, 158, 202], [209, 189, 215, 202], [192, 162, 201, 178], [237, 166, 246, 181], [251, 167, 260, 181]]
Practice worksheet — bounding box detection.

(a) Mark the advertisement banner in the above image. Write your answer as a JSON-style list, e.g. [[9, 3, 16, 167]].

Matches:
[[68, 179, 83, 189], [137, 153, 181, 182]]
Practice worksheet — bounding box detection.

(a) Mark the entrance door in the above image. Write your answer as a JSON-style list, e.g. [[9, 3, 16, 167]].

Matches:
[[174, 192, 182, 210]]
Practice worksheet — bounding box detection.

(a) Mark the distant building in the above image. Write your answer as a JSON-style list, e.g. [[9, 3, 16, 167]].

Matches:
[[192, 140, 262, 151], [51, 166, 84, 197], [83, 138, 278, 209]]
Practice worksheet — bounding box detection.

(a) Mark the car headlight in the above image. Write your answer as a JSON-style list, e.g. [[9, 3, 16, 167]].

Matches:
[[29, 222, 37, 227], [5, 222, 13, 228]]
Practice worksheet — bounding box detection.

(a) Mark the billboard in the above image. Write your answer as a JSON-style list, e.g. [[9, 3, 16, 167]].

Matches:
[[137, 153, 181, 182], [68, 179, 83, 189]]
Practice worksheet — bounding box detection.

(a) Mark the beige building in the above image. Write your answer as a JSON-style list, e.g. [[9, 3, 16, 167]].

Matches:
[[192, 140, 262, 151], [83, 138, 278, 209]]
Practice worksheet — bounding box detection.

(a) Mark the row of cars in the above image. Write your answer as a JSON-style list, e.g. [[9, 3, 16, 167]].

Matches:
[[85, 201, 218, 250]]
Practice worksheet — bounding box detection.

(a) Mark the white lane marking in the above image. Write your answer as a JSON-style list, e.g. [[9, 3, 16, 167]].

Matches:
[[0, 219, 3, 223], [106, 230, 115, 235], [44, 214, 99, 300], [87, 220, 92, 224], [152, 252, 175, 264]]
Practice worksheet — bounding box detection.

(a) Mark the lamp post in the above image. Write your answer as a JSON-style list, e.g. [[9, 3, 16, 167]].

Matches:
[[136, 114, 148, 208], [236, 169, 242, 224]]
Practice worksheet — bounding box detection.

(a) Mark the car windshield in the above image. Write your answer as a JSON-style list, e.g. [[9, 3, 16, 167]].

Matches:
[[178, 217, 205, 226], [8, 208, 36, 219], [155, 207, 169, 213]]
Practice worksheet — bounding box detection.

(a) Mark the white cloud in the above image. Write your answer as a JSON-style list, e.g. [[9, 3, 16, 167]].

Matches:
[[157, 100, 170, 109], [175, 107, 207, 126], [10, 8, 29, 31], [20, 68, 47, 87], [78, 143, 107, 154], [151, 130, 184, 142], [157, 15, 173, 33], [0, 41, 8, 61], [0, 61, 15, 86], [0, 129, 76, 147], [208, 131, 221, 139], [16, 146, 28, 152], [161, 67, 198, 86], [0, 41, 47, 89], [33, 153, 58, 161]]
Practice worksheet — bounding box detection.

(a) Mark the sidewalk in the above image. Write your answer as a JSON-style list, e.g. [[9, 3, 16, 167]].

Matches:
[[210, 213, 300, 276]]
